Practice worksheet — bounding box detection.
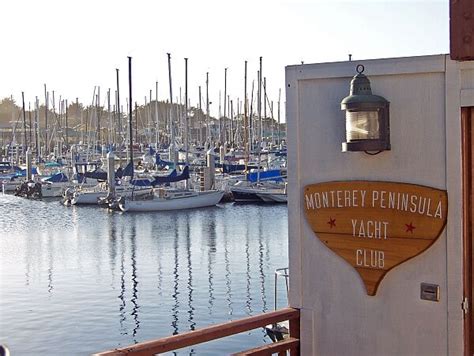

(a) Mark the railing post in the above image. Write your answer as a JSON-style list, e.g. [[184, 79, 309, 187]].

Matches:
[[289, 311, 300, 356]]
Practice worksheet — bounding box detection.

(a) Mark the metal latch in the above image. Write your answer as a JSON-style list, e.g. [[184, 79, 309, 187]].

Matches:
[[462, 297, 469, 315]]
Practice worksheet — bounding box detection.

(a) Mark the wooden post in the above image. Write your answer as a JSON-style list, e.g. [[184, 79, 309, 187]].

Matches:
[[450, 0, 474, 60]]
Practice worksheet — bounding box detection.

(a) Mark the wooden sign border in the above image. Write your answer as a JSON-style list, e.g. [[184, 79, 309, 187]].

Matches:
[[303, 180, 448, 296]]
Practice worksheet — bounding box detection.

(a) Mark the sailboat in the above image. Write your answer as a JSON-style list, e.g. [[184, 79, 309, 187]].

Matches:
[[118, 56, 224, 212], [118, 188, 223, 212]]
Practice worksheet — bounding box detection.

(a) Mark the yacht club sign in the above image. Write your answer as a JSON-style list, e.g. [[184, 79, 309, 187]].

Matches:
[[304, 181, 448, 296]]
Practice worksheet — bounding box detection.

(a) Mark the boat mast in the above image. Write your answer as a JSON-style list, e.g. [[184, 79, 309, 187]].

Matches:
[[116, 69, 121, 144], [244, 60, 248, 168], [128, 56, 134, 177], [21, 92, 27, 152], [155, 81, 159, 148], [107, 89, 111, 146], [230, 99, 233, 147], [249, 80, 254, 153], [259, 57, 263, 144], [223, 67, 227, 146], [44, 84, 48, 155], [167, 53, 177, 168], [198, 86, 202, 145], [257, 57, 263, 183], [65, 99, 69, 149], [97, 87, 101, 147], [35, 96, 40, 160], [28, 102, 32, 152], [184, 57, 189, 189], [278, 88, 281, 146], [206, 72, 210, 147], [184, 57, 189, 168]]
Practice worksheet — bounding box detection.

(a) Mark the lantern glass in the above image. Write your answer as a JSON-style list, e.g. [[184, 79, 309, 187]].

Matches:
[[345, 110, 379, 141]]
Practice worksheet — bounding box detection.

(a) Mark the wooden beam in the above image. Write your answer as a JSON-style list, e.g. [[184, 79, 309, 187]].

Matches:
[[450, 0, 474, 60], [94, 307, 300, 356]]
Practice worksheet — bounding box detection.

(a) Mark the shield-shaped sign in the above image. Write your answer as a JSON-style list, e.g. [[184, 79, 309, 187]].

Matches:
[[303, 181, 448, 296]]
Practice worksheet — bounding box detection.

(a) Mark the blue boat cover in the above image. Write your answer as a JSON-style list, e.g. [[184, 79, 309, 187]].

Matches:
[[151, 166, 189, 186], [44, 172, 69, 183], [247, 169, 284, 183], [155, 154, 186, 169], [122, 162, 134, 177], [130, 178, 153, 186], [216, 162, 258, 173], [84, 169, 107, 181], [16, 167, 38, 177]]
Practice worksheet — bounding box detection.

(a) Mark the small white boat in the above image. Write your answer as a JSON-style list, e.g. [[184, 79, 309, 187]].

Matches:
[[119, 188, 224, 212]]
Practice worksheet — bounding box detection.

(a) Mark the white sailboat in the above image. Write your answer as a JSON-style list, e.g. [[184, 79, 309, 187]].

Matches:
[[118, 57, 224, 212], [118, 188, 223, 212]]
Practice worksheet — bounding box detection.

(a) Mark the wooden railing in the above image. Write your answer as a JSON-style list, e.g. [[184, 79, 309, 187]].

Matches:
[[94, 307, 300, 356]]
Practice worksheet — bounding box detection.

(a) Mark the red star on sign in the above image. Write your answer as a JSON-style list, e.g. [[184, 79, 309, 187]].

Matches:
[[327, 217, 336, 228], [405, 222, 416, 233]]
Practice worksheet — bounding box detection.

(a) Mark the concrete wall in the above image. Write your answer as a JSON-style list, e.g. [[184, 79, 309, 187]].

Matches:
[[286, 55, 474, 355]]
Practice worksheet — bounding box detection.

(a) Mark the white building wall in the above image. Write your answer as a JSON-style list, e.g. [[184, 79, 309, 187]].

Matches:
[[286, 55, 474, 355]]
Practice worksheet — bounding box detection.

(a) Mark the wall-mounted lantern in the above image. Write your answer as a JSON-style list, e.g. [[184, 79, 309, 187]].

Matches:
[[341, 64, 390, 153]]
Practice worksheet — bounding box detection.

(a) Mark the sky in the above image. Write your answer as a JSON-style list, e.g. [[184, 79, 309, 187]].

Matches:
[[0, 0, 449, 122]]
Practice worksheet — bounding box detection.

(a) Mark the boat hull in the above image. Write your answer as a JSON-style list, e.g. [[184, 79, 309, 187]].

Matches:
[[120, 190, 224, 212], [230, 187, 263, 202], [72, 187, 152, 205], [256, 192, 287, 203]]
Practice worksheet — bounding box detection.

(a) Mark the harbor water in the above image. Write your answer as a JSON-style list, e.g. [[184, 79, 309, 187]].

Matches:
[[0, 195, 288, 355]]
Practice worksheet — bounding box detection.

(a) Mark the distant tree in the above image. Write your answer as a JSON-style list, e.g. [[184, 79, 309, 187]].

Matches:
[[0, 97, 20, 126]]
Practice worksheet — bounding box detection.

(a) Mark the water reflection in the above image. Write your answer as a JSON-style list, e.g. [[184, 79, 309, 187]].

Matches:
[[207, 209, 216, 317], [47, 234, 54, 295], [119, 226, 128, 336], [224, 226, 233, 317], [107, 213, 117, 285], [172, 222, 180, 335], [130, 220, 140, 340], [0, 199, 288, 355], [185, 214, 196, 331], [258, 208, 267, 313], [245, 223, 253, 316]]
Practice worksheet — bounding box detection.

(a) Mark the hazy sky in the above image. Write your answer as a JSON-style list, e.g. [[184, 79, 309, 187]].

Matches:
[[1, 0, 448, 121]]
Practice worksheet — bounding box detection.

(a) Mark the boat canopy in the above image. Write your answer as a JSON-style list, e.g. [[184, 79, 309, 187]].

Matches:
[[121, 162, 134, 177], [151, 166, 189, 186], [43, 172, 69, 183], [84, 169, 107, 181], [155, 154, 186, 169], [247, 169, 285, 183], [130, 178, 153, 186]]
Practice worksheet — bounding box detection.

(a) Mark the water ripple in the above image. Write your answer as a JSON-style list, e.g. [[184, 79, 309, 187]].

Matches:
[[0, 199, 288, 355]]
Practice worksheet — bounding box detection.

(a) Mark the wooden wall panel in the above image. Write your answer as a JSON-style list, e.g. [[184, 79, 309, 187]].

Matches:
[[450, 0, 474, 60]]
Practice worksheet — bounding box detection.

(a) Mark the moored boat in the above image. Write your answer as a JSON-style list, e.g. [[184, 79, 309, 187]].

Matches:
[[119, 188, 224, 212]]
